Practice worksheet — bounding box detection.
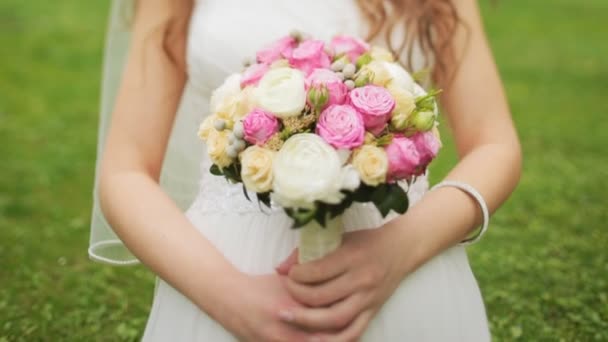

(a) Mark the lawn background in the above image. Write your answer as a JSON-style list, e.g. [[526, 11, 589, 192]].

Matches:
[[1, 0, 606, 340]]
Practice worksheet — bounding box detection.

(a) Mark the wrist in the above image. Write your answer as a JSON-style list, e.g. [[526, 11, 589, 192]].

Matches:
[[384, 214, 430, 278], [387, 186, 480, 275], [193, 265, 246, 324]]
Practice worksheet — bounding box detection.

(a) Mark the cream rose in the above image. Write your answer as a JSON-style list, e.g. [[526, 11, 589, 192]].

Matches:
[[360, 61, 392, 87], [197, 114, 217, 141], [256, 67, 307, 118], [215, 87, 256, 122], [370, 46, 395, 62], [206, 130, 233, 168], [352, 145, 389, 186], [240, 146, 275, 193], [272, 134, 346, 208], [388, 86, 416, 131]]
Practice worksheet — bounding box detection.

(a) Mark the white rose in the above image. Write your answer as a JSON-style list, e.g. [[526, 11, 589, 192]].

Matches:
[[255, 67, 306, 118], [240, 146, 275, 193], [340, 165, 361, 191], [383, 62, 415, 93], [210, 73, 241, 113], [272, 134, 345, 209]]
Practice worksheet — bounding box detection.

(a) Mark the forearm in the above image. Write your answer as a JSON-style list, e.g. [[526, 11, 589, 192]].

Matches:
[[99, 171, 242, 323], [95, 0, 246, 327], [389, 141, 521, 273]]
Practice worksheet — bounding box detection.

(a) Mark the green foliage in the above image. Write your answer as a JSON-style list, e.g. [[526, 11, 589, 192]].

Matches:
[[284, 183, 408, 228], [209, 163, 241, 183], [414, 89, 442, 111], [0, 0, 607, 341]]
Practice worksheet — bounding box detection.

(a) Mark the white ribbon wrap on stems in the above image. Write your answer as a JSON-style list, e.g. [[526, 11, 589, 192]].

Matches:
[[298, 216, 344, 263]]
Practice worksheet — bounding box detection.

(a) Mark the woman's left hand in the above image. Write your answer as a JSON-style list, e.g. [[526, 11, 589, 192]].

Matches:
[[275, 221, 424, 340]]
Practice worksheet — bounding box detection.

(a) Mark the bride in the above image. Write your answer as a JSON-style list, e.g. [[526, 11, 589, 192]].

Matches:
[[89, 0, 521, 340]]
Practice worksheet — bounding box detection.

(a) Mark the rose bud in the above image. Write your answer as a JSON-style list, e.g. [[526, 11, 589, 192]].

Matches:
[[307, 84, 329, 111], [410, 110, 436, 132], [354, 69, 374, 88]]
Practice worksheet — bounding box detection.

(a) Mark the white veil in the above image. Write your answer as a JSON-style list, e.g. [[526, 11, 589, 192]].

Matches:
[[89, 0, 203, 265]]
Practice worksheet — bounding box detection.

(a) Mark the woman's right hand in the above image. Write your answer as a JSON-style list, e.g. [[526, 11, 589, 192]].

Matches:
[[215, 273, 319, 342]]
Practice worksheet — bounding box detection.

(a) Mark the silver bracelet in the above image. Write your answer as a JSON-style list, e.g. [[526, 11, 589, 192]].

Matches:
[[430, 180, 490, 246]]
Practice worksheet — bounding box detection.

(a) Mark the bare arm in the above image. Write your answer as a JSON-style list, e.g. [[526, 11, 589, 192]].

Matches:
[[392, 0, 522, 267], [98, 3, 319, 340], [98, 0, 239, 322]]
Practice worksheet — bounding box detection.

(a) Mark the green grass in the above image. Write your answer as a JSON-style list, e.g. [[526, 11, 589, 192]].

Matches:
[[0, 0, 606, 340]]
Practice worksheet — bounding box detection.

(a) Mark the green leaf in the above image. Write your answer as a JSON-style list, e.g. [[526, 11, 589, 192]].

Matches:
[[371, 184, 409, 217], [356, 52, 372, 69], [388, 184, 409, 214], [375, 133, 394, 147], [222, 162, 242, 183], [415, 89, 442, 112], [371, 184, 392, 216], [242, 185, 251, 202], [326, 194, 353, 219], [314, 205, 327, 227], [209, 164, 223, 176], [257, 192, 271, 208], [286, 207, 317, 228], [351, 183, 376, 202]]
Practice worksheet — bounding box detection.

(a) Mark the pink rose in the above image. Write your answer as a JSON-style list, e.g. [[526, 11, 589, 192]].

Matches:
[[385, 135, 420, 181], [288, 40, 331, 75], [330, 35, 370, 63], [349, 85, 395, 135], [241, 63, 269, 88], [411, 131, 441, 169], [257, 36, 297, 64], [242, 108, 280, 145], [306, 68, 348, 108], [316, 104, 365, 150]]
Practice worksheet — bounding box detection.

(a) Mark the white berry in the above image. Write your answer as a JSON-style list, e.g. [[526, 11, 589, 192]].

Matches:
[[226, 146, 238, 158], [234, 139, 246, 151], [342, 64, 356, 78], [331, 60, 345, 72], [214, 119, 226, 131]]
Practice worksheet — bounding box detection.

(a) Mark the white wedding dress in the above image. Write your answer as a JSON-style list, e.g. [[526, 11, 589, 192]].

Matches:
[[139, 0, 490, 340]]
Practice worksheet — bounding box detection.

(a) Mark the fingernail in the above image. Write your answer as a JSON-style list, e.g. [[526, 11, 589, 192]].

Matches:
[[278, 309, 294, 322]]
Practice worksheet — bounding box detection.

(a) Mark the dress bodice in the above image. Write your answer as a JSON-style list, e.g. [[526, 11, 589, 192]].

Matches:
[[182, 0, 429, 217], [186, 0, 365, 94]]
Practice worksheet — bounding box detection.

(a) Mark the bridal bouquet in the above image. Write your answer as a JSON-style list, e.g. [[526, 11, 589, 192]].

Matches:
[[198, 32, 442, 262]]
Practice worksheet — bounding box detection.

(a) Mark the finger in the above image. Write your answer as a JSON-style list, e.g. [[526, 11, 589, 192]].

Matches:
[[320, 310, 373, 342], [276, 248, 299, 275], [285, 272, 357, 307], [280, 293, 365, 331], [288, 250, 348, 284], [266, 323, 318, 342]]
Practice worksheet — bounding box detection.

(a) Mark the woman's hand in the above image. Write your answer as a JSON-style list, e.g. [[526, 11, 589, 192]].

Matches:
[[219, 273, 321, 342], [275, 222, 423, 341]]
